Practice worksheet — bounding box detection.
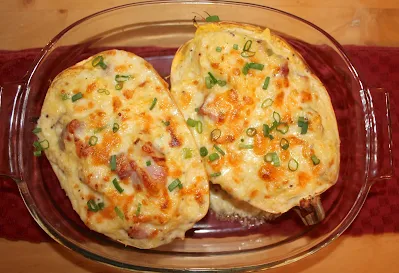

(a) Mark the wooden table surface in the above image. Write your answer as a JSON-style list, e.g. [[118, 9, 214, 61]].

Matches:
[[1, 0, 398, 272]]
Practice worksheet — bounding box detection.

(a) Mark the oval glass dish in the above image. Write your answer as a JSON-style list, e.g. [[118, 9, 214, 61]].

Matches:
[[0, 0, 394, 272]]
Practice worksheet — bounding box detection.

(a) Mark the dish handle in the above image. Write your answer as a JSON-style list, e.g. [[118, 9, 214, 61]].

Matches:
[[367, 87, 394, 184], [0, 82, 24, 182]]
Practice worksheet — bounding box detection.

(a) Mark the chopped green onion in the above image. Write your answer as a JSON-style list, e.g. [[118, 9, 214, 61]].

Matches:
[[183, 148, 193, 159], [205, 76, 213, 89], [112, 178, 124, 193], [196, 120, 203, 134], [87, 199, 100, 212], [168, 178, 183, 192], [243, 40, 253, 52], [162, 120, 170, 126], [97, 88, 110, 95], [149, 98, 157, 110], [214, 145, 225, 156], [115, 74, 130, 82], [248, 63, 264, 70], [267, 49, 274, 56], [195, 107, 199, 112], [217, 80, 227, 87], [298, 116, 306, 127], [246, 127, 257, 137], [88, 136, 98, 146], [112, 123, 119, 133], [216, 46, 222, 52], [92, 56, 107, 69], [61, 93, 69, 100], [262, 77, 270, 90], [273, 111, 281, 123], [94, 126, 107, 134], [239, 144, 254, 149], [276, 123, 289, 134], [241, 51, 256, 58], [263, 124, 270, 137], [210, 172, 222, 177], [33, 150, 42, 157], [208, 72, 218, 84], [233, 44, 239, 50], [209, 152, 220, 162], [264, 152, 280, 166], [200, 147, 208, 157], [98, 202, 105, 210], [114, 206, 124, 220], [288, 159, 299, 171], [268, 134, 274, 140], [136, 203, 142, 216], [187, 118, 197, 127], [280, 138, 289, 150], [270, 120, 279, 131], [71, 92, 83, 102], [242, 63, 250, 75], [34, 140, 49, 150], [115, 83, 123, 90], [210, 129, 221, 141], [110, 155, 117, 171], [311, 155, 320, 165], [298, 116, 309, 134], [32, 127, 42, 134], [301, 122, 308, 134], [205, 15, 220, 22], [146, 160, 151, 166], [261, 98, 273, 108]]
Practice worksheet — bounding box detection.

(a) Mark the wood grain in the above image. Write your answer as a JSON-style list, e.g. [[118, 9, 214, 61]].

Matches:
[[0, 0, 398, 49]]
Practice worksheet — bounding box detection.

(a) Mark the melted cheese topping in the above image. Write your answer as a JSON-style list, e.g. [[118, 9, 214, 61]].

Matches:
[[171, 23, 339, 214], [38, 50, 209, 249]]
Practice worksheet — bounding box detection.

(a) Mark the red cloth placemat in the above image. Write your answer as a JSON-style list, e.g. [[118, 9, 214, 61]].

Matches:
[[0, 46, 398, 242]]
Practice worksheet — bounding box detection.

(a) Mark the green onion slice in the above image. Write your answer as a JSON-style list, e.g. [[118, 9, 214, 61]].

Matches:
[[262, 77, 270, 90], [263, 124, 270, 137], [200, 147, 208, 157], [112, 123, 119, 133], [71, 92, 83, 102], [233, 44, 239, 50], [110, 155, 117, 171], [261, 98, 273, 108], [210, 129, 221, 141], [33, 150, 42, 157], [273, 111, 281, 123], [98, 202, 105, 210], [242, 63, 250, 75], [205, 15, 220, 22], [216, 46, 222, 52], [146, 160, 151, 166], [97, 88, 110, 95], [32, 127, 42, 134], [183, 148, 193, 159], [87, 199, 99, 212], [205, 76, 213, 89], [264, 152, 280, 166], [168, 178, 183, 192], [210, 172, 222, 177], [162, 120, 170, 126], [112, 178, 124, 193], [311, 155, 320, 165], [248, 63, 264, 70], [33, 140, 49, 151], [239, 144, 254, 149], [92, 56, 107, 69], [243, 40, 253, 51], [241, 51, 256, 58], [246, 127, 257, 137], [115, 83, 123, 90], [209, 152, 220, 162], [114, 206, 124, 220], [88, 136, 98, 146], [187, 118, 198, 127], [196, 120, 203, 134], [276, 123, 289, 134], [217, 80, 227, 87], [115, 74, 130, 82], [208, 72, 218, 84], [288, 159, 299, 171], [136, 203, 142, 216], [301, 122, 309, 134], [149, 98, 157, 110], [280, 138, 289, 150], [214, 145, 225, 156]]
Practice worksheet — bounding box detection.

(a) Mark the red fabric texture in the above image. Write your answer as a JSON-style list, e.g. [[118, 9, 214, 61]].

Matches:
[[0, 46, 398, 242]]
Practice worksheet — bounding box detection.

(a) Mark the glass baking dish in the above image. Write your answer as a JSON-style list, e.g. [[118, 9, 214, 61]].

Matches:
[[0, 0, 394, 272]]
